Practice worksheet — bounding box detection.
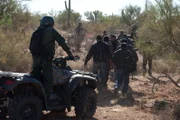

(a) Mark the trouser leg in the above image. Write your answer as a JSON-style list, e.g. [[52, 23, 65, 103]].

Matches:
[[30, 57, 42, 81], [122, 71, 130, 94], [42, 60, 53, 99], [148, 58, 152, 75], [114, 69, 124, 89], [100, 62, 109, 86], [143, 56, 147, 76], [93, 62, 99, 74]]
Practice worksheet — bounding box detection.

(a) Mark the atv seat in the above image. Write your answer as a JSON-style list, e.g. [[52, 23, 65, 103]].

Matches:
[[52, 69, 73, 85], [52, 77, 71, 85]]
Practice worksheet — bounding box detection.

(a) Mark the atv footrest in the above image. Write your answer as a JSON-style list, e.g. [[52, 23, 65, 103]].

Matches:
[[47, 105, 68, 111]]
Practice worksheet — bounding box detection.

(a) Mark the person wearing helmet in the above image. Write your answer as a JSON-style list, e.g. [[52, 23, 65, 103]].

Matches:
[[30, 16, 74, 101]]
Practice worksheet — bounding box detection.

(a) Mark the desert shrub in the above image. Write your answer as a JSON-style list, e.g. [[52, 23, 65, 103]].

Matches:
[[153, 59, 180, 73], [158, 104, 180, 120], [0, 31, 32, 72], [172, 104, 180, 120]]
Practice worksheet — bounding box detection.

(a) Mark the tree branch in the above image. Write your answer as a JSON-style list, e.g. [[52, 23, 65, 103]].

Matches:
[[163, 73, 180, 88], [152, 73, 180, 95]]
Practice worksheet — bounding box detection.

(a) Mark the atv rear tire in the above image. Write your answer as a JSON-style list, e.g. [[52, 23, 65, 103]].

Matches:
[[8, 96, 42, 120], [75, 87, 97, 119], [0, 108, 7, 119]]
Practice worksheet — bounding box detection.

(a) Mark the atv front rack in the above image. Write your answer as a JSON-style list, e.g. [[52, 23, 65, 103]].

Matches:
[[72, 70, 99, 79], [0, 71, 25, 78]]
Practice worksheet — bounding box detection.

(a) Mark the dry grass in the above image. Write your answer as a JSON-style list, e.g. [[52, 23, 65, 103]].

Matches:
[[153, 59, 180, 73]]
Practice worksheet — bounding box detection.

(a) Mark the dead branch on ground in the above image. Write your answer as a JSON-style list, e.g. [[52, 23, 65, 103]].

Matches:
[[152, 73, 180, 94]]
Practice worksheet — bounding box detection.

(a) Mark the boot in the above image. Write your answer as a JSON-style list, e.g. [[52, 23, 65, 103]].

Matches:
[[143, 70, 146, 77], [148, 70, 152, 76]]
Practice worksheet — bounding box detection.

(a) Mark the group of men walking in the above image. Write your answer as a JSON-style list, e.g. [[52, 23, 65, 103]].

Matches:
[[84, 31, 138, 96], [29, 16, 153, 101]]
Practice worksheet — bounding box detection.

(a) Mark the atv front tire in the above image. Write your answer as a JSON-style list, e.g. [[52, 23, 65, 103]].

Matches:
[[75, 87, 97, 119], [8, 96, 42, 120]]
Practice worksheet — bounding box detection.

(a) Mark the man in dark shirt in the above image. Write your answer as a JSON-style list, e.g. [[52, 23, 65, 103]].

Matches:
[[112, 43, 133, 96], [109, 34, 119, 54], [84, 35, 112, 88]]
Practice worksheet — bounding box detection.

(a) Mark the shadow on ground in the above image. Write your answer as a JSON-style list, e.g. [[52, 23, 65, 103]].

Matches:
[[97, 86, 143, 107], [42, 112, 98, 120], [3, 113, 98, 120]]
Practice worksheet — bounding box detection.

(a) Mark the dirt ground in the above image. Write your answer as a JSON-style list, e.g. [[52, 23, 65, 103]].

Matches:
[[41, 73, 180, 120], [3, 46, 180, 120]]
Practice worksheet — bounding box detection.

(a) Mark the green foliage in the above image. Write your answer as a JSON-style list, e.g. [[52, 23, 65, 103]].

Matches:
[[120, 5, 141, 33], [84, 10, 121, 34], [0, 0, 36, 72], [138, 0, 180, 59], [84, 10, 103, 22], [154, 100, 168, 110], [0, 30, 31, 72], [0, 0, 18, 26], [121, 5, 141, 26], [56, 10, 81, 30]]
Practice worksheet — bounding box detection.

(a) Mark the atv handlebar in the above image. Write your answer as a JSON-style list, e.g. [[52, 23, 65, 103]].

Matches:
[[53, 55, 80, 68], [66, 55, 80, 61]]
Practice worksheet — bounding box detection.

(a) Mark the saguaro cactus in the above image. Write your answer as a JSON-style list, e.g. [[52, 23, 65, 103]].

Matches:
[[65, 0, 71, 27]]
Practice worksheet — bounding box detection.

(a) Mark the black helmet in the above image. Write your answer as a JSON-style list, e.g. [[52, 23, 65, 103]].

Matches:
[[121, 42, 127, 48], [121, 38, 127, 43], [40, 16, 54, 26]]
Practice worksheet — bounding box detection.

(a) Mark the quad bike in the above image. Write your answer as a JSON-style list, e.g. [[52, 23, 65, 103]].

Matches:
[[0, 56, 98, 120]]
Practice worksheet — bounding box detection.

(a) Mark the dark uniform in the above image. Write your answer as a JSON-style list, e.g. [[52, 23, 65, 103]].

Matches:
[[84, 35, 112, 88], [112, 43, 132, 95], [119, 38, 138, 63], [30, 16, 73, 99]]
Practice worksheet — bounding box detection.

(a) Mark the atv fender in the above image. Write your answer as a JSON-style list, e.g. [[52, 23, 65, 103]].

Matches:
[[68, 74, 98, 93], [2, 75, 48, 109], [64, 74, 98, 111], [3, 75, 46, 101]]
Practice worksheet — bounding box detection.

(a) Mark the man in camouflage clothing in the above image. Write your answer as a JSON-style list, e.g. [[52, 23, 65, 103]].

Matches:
[[75, 23, 85, 51], [142, 41, 154, 76], [30, 16, 73, 100]]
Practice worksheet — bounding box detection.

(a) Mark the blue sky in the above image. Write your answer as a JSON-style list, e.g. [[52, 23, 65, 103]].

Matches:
[[23, 0, 155, 17]]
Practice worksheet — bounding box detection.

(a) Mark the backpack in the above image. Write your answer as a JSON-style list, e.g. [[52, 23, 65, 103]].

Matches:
[[125, 50, 137, 73], [29, 27, 45, 57], [94, 46, 106, 61]]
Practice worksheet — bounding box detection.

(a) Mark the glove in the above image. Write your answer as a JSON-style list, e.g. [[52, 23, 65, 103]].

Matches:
[[68, 55, 75, 60], [67, 51, 74, 60]]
